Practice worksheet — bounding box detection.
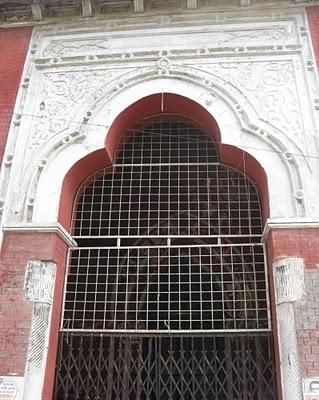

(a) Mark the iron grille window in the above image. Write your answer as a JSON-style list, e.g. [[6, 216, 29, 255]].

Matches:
[[73, 121, 262, 239], [64, 245, 268, 332], [55, 120, 276, 399]]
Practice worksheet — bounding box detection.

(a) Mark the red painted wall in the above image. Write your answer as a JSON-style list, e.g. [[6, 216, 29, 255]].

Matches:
[[307, 6, 319, 70], [0, 27, 32, 165]]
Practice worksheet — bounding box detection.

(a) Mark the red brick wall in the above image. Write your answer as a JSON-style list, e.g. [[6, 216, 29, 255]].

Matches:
[[295, 270, 319, 377], [267, 228, 319, 269], [299, 18, 319, 374], [0, 27, 32, 165], [266, 228, 319, 378], [307, 6, 319, 70], [0, 232, 68, 382]]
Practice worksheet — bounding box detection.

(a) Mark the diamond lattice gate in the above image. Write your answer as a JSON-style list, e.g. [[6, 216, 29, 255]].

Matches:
[[54, 120, 277, 399]]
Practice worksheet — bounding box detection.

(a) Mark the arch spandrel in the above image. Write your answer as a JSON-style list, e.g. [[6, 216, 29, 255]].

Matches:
[[7, 66, 307, 227], [32, 79, 297, 228]]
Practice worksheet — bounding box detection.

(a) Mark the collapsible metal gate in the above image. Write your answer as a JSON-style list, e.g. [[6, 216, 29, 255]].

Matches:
[[54, 120, 277, 399]]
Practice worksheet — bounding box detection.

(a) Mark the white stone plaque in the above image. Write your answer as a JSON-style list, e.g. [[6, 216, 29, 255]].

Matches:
[[0, 377, 24, 400]]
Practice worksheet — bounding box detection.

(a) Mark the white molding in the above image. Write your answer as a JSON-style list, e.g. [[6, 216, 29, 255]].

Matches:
[[2, 223, 77, 247], [33, 46, 303, 69], [262, 218, 319, 242]]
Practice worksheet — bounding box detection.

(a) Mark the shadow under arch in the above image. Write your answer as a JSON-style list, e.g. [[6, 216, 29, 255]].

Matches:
[[58, 93, 269, 230]]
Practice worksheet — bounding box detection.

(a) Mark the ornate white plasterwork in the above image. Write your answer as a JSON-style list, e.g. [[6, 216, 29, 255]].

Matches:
[[39, 20, 298, 58], [1, 8, 319, 233], [200, 61, 304, 148], [18, 59, 307, 222], [27, 69, 129, 152], [16, 56, 312, 220], [28, 73, 299, 225], [3, 67, 309, 223], [43, 38, 109, 57]]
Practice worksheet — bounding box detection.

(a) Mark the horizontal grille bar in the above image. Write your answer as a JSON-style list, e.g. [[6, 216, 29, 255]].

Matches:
[[59, 328, 272, 336]]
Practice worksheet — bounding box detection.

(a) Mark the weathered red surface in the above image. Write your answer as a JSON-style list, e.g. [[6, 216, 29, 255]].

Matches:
[[0, 232, 68, 399], [307, 6, 319, 70], [266, 228, 319, 268], [266, 228, 319, 378], [0, 27, 32, 165]]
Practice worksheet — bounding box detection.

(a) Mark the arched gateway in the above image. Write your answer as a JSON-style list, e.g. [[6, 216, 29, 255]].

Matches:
[[54, 118, 277, 399]]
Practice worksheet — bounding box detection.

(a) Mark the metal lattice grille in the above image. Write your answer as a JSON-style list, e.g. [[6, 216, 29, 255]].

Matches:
[[55, 334, 276, 400], [72, 122, 262, 239], [116, 121, 218, 165], [64, 244, 268, 332], [55, 120, 276, 399]]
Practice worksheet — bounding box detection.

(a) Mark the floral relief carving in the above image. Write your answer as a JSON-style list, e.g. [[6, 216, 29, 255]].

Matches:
[[27, 69, 127, 151], [43, 38, 109, 57], [216, 27, 291, 45], [201, 61, 304, 147], [26, 60, 304, 155]]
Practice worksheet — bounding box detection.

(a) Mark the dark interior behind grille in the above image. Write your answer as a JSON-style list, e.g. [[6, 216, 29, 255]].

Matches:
[[54, 119, 276, 400]]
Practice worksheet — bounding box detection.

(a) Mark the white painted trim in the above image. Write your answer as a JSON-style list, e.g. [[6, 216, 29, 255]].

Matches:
[[273, 257, 305, 400], [262, 219, 319, 242], [23, 261, 56, 400], [273, 257, 305, 304], [2, 223, 77, 247]]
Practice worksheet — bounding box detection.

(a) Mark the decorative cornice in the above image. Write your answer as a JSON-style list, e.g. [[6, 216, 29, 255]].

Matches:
[[2, 223, 77, 247], [34, 44, 303, 69], [0, 0, 316, 26], [262, 218, 319, 242]]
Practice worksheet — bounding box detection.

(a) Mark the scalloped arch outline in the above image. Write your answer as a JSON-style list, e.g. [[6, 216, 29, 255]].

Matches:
[[32, 66, 305, 226]]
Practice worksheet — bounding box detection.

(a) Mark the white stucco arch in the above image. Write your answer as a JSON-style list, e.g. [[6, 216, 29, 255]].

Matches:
[[33, 74, 299, 226]]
